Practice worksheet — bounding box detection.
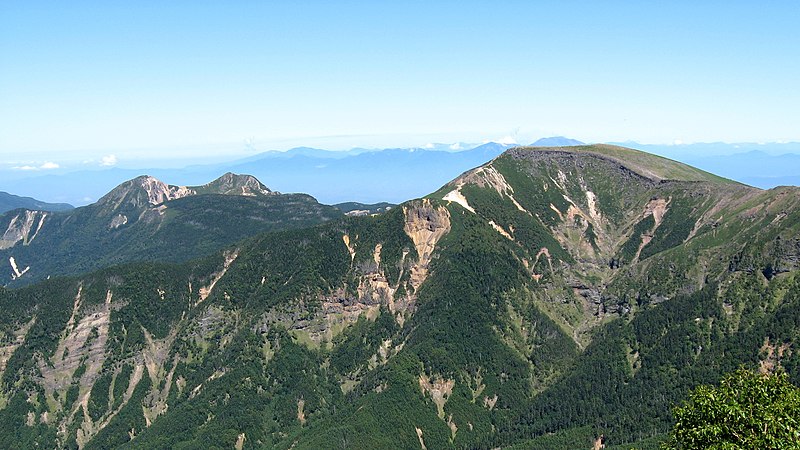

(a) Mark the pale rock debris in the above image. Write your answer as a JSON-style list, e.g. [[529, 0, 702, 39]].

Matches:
[[235, 433, 246, 450], [442, 189, 476, 213], [342, 234, 356, 261], [419, 374, 455, 419], [9, 256, 30, 279], [197, 250, 239, 304], [109, 214, 128, 229], [403, 200, 451, 293], [483, 394, 498, 410], [297, 398, 306, 425], [416, 427, 428, 450], [488, 221, 514, 240], [0, 210, 47, 249]]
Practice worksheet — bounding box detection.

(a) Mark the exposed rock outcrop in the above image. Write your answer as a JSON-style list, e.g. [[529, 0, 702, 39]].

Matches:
[[98, 176, 195, 210], [0, 210, 47, 249], [419, 373, 455, 419], [403, 199, 451, 295]]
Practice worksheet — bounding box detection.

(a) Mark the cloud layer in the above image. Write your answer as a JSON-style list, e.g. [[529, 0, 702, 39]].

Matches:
[[12, 161, 60, 171]]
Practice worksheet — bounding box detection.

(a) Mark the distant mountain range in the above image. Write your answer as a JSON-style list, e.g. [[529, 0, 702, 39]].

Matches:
[[0, 142, 516, 207], [530, 136, 585, 146], [610, 142, 800, 189], [682, 150, 800, 188], [0, 191, 73, 214], [3, 139, 800, 209]]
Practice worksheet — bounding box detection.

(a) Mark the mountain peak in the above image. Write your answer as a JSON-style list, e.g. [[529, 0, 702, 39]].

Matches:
[[509, 144, 738, 184], [98, 175, 194, 210], [530, 136, 585, 147], [197, 172, 275, 196], [97, 173, 275, 210], [0, 191, 73, 214]]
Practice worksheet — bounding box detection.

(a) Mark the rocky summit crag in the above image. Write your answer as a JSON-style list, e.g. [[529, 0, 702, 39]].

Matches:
[[1, 145, 799, 449]]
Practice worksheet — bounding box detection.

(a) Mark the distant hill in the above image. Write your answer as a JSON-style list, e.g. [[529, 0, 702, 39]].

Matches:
[[0, 173, 340, 286], [0, 191, 73, 214], [530, 136, 584, 146], [333, 201, 395, 216]]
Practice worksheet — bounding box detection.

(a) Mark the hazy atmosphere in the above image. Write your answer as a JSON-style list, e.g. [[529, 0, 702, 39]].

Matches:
[[2, 1, 799, 166]]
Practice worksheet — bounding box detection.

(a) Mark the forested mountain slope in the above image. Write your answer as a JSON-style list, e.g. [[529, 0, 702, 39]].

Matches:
[[0, 191, 73, 215], [1, 145, 798, 449], [0, 173, 341, 287]]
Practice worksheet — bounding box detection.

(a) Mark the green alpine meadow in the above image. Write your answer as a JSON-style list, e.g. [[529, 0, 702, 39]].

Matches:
[[1, 145, 799, 449]]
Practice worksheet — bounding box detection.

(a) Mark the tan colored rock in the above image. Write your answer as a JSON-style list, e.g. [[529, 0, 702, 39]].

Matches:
[[235, 433, 246, 450], [297, 398, 306, 425], [483, 394, 498, 410], [416, 426, 427, 450], [404, 200, 451, 293], [419, 374, 454, 419], [0, 210, 47, 249], [197, 249, 239, 304]]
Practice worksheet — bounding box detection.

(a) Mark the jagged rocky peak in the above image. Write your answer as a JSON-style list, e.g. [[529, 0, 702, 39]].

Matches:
[[197, 172, 276, 196], [97, 175, 194, 210], [97, 173, 275, 210], [97, 175, 195, 210]]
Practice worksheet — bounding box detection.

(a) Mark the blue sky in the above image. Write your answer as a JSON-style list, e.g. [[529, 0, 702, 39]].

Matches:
[[1, 1, 799, 166]]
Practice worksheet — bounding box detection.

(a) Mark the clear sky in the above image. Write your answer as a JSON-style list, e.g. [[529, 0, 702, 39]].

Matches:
[[1, 1, 799, 166]]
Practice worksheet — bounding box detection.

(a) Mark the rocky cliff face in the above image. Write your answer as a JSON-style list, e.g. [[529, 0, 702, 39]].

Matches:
[[97, 176, 195, 211]]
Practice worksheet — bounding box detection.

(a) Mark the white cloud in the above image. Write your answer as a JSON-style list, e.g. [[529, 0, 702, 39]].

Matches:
[[497, 136, 518, 145], [12, 161, 60, 171], [424, 143, 435, 149], [449, 143, 462, 150], [100, 154, 118, 166], [672, 139, 684, 145]]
